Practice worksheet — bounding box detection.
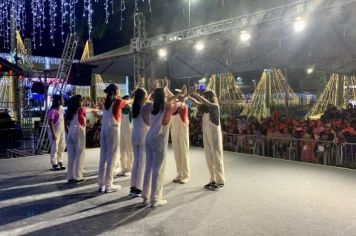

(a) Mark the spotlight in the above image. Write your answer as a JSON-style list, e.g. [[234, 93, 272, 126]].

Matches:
[[294, 17, 306, 33], [240, 31, 251, 43], [199, 77, 206, 83], [158, 48, 167, 58], [306, 67, 314, 75], [194, 41, 205, 51]]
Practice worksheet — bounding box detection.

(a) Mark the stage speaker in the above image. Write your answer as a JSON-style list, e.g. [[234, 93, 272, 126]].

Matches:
[[31, 82, 45, 94]]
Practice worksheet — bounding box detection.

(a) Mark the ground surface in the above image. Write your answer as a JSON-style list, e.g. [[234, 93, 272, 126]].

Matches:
[[0, 147, 356, 236]]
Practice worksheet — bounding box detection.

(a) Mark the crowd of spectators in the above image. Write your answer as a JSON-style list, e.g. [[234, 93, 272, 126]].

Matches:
[[84, 103, 356, 166], [190, 104, 356, 166]]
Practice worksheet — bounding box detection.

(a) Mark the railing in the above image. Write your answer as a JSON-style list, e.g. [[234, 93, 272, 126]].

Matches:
[[220, 133, 356, 168]]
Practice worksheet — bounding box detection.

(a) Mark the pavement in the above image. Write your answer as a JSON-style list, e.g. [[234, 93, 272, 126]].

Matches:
[[0, 147, 356, 236]]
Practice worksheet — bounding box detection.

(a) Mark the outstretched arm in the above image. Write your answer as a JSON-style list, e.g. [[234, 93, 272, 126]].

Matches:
[[166, 84, 187, 104], [192, 93, 216, 107], [188, 96, 202, 106]]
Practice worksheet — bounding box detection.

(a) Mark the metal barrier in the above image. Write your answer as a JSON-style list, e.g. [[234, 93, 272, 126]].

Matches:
[[221, 133, 356, 168]]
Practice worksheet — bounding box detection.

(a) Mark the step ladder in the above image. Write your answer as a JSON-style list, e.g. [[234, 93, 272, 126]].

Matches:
[[36, 34, 79, 155]]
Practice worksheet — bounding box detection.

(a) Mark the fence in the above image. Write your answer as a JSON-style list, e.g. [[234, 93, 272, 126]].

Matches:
[[221, 133, 356, 168]]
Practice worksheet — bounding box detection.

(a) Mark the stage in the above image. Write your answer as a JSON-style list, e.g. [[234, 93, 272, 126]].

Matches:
[[0, 147, 355, 236]]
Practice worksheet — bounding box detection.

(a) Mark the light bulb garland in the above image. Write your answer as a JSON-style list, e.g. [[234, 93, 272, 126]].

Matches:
[[0, 0, 151, 50]]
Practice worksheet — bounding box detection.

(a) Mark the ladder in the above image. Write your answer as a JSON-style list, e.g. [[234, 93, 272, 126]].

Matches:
[[36, 34, 79, 154]]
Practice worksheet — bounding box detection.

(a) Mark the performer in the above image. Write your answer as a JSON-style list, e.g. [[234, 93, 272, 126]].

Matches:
[[142, 81, 187, 207], [47, 94, 66, 171], [129, 88, 151, 197], [171, 97, 190, 184], [65, 95, 99, 184], [117, 95, 134, 176], [98, 84, 133, 193], [190, 90, 225, 190]]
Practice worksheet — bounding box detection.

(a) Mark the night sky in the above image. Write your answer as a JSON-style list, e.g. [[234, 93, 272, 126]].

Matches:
[[0, 0, 296, 58]]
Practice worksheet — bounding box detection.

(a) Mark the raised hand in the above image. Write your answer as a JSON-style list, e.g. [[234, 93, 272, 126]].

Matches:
[[162, 77, 169, 89], [181, 84, 187, 96]]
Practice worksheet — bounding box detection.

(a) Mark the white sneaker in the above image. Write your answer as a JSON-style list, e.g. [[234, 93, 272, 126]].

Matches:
[[151, 199, 168, 207], [179, 178, 190, 184], [105, 185, 122, 193], [117, 170, 127, 176], [98, 186, 105, 193], [173, 176, 181, 183]]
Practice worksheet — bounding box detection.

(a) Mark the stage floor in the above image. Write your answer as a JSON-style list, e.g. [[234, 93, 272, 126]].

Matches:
[[0, 147, 356, 236]]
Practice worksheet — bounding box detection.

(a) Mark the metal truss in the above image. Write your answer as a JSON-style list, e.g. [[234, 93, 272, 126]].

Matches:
[[139, 0, 356, 50]]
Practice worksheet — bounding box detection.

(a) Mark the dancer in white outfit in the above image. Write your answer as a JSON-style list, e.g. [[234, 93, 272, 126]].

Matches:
[[65, 95, 99, 184], [47, 94, 66, 171], [98, 84, 133, 193], [129, 88, 151, 197], [190, 90, 225, 190], [171, 101, 190, 184], [142, 82, 187, 207], [117, 95, 134, 176]]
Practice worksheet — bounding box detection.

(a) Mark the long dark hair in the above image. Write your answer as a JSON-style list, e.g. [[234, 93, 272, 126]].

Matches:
[[104, 84, 119, 110], [203, 90, 219, 104], [50, 94, 63, 110], [65, 94, 82, 123], [132, 88, 147, 118], [152, 88, 165, 115]]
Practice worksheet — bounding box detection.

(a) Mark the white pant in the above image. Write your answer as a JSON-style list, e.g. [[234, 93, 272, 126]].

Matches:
[[203, 118, 225, 184], [171, 116, 190, 180], [120, 130, 133, 172], [66, 127, 85, 180], [49, 129, 65, 166], [142, 131, 167, 202], [98, 125, 120, 187], [130, 144, 146, 190]]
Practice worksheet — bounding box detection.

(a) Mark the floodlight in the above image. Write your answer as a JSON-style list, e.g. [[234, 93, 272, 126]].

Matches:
[[199, 77, 206, 83], [158, 48, 167, 58], [194, 41, 205, 51], [306, 67, 314, 74], [294, 17, 306, 32], [240, 31, 251, 42]]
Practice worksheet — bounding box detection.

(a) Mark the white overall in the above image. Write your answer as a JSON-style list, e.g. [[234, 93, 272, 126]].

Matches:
[[130, 111, 149, 190], [66, 112, 86, 180], [171, 113, 190, 180], [119, 114, 134, 172], [48, 107, 65, 166], [98, 103, 121, 188], [142, 111, 170, 202], [202, 113, 225, 184]]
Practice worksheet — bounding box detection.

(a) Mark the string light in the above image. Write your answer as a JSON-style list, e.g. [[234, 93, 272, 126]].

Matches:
[[0, 0, 153, 49]]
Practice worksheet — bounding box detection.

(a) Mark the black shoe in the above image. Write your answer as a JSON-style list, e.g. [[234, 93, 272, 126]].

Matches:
[[51, 165, 60, 171], [204, 181, 216, 189], [58, 162, 66, 170], [129, 187, 137, 197], [209, 183, 224, 191], [75, 179, 85, 184], [135, 188, 142, 194], [67, 179, 76, 184]]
